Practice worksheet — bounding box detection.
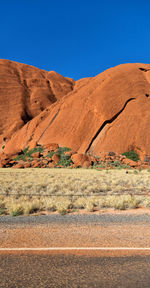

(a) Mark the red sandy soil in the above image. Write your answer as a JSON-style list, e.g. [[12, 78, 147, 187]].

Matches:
[[32, 207, 150, 216], [0, 208, 150, 257]]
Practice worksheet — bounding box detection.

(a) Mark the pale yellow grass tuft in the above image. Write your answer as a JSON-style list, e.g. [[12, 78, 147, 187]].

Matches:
[[55, 197, 71, 214], [0, 168, 150, 215]]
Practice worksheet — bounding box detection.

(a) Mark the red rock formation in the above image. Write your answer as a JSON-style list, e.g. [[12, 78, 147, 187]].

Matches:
[[0, 59, 74, 153], [0, 60, 150, 159], [71, 154, 91, 166]]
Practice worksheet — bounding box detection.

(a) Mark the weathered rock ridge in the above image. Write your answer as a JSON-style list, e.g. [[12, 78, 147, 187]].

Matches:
[[0, 59, 150, 159]]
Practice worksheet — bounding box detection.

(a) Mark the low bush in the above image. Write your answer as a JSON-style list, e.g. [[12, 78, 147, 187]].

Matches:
[[57, 147, 71, 154], [10, 208, 23, 217], [93, 162, 106, 169], [44, 151, 55, 158], [107, 161, 121, 168], [14, 145, 44, 162], [57, 147, 73, 167], [122, 150, 139, 162], [0, 208, 4, 215]]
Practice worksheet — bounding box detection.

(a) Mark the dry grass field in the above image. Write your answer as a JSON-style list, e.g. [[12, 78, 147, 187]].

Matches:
[[0, 168, 150, 215]]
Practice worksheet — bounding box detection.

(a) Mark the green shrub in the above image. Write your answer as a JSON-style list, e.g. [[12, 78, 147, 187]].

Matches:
[[14, 145, 44, 162], [0, 208, 4, 215], [27, 146, 44, 156], [107, 161, 121, 168], [93, 162, 106, 169], [14, 154, 27, 162], [22, 147, 29, 155], [57, 147, 71, 155], [121, 164, 131, 169], [56, 147, 72, 167], [13, 145, 73, 167], [59, 209, 68, 215], [58, 158, 73, 167], [122, 150, 139, 162], [113, 161, 122, 167], [28, 157, 34, 161], [10, 208, 23, 217], [44, 151, 55, 158]]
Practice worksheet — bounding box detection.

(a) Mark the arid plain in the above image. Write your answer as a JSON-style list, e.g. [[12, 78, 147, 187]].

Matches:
[[0, 168, 150, 216]]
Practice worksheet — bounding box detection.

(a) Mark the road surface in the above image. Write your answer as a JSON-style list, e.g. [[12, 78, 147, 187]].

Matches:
[[0, 212, 150, 287]]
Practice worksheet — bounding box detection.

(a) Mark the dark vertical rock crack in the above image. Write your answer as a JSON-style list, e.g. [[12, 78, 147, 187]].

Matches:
[[86, 97, 136, 153], [37, 108, 61, 142]]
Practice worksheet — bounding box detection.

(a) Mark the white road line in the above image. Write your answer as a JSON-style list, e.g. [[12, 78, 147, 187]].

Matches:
[[0, 247, 150, 251]]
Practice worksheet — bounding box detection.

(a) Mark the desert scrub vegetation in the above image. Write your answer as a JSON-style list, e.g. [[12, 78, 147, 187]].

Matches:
[[14, 145, 44, 162], [56, 147, 73, 167], [0, 168, 150, 215], [93, 161, 130, 169], [13, 145, 73, 167], [122, 150, 139, 162]]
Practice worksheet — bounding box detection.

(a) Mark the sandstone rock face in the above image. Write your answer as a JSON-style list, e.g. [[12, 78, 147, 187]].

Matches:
[[71, 154, 90, 166], [43, 143, 59, 151], [52, 153, 60, 164], [0, 60, 150, 158], [0, 59, 74, 153], [122, 158, 138, 168]]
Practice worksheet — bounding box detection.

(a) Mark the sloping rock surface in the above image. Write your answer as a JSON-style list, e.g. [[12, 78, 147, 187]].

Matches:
[[0, 60, 150, 158]]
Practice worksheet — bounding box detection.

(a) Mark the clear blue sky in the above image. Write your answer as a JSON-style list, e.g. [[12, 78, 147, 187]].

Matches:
[[0, 0, 150, 80]]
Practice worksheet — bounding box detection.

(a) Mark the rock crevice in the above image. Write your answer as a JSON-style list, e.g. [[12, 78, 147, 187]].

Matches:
[[1, 61, 150, 157], [86, 97, 136, 153], [37, 107, 61, 143]]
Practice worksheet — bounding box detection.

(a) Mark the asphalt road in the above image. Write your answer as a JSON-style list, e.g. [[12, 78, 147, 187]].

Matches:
[[0, 253, 150, 288], [0, 212, 150, 288]]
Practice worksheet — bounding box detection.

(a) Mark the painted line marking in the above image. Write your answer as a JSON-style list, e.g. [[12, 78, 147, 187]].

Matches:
[[0, 247, 150, 251]]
